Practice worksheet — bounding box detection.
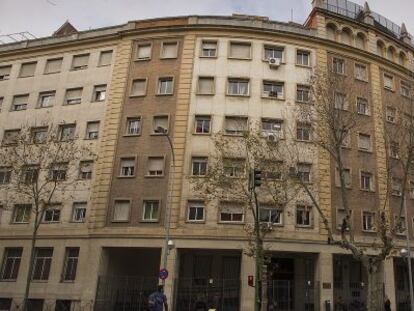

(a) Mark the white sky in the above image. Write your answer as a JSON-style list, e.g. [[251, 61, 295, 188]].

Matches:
[[0, 0, 413, 38]]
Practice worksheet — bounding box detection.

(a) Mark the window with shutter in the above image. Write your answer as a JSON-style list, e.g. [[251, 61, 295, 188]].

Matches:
[[59, 124, 76, 141], [358, 133, 371, 151], [93, 85, 106, 101], [44, 58, 62, 74], [157, 77, 173, 95], [147, 157, 164, 176], [161, 42, 178, 59], [296, 50, 310, 66], [201, 41, 217, 57], [264, 45, 284, 61], [197, 77, 215, 94], [229, 42, 251, 59], [65, 88, 82, 105], [120, 158, 136, 177], [194, 116, 211, 134], [136, 44, 152, 59], [19, 62, 36, 78], [86, 122, 100, 139], [296, 85, 310, 102], [12, 94, 29, 111], [130, 79, 146, 96], [112, 200, 131, 222], [38, 91, 56, 108], [143, 201, 160, 221], [71, 54, 89, 70], [219, 203, 244, 222], [224, 117, 248, 135], [0, 65, 12, 80], [98, 50, 112, 66], [79, 161, 93, 180], [227, 79, 249, 96], [2, 129, 20, 145], [126, 117, 141, 135], [263, 81, 284, 99]]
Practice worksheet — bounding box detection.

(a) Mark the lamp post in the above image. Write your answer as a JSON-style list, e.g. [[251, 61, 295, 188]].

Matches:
[[155, 126, 176, 285]]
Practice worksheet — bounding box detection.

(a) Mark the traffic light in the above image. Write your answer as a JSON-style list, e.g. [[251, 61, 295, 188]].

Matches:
[[253, 169, 262, 188], [248, 275, 254, 287]]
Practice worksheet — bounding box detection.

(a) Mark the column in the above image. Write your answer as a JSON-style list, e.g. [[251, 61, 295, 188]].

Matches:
[[384, 257, 396, 310], [240, 253, 255, 311], [316, 252, 334, 310]]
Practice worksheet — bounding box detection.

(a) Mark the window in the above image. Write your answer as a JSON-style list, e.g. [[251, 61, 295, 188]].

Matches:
[[85, 121, 100, 139], [227, 79, 249, 96], [152, 115, 169, 134], [62, 247, 79, 281], [161, 42, 178, 59], [332, 58, 345, 74], [357, 97, 369, 115], [38, 91, 55, 108], [32, 248, 53, 280], [386, 107, 396, 123], [259, 205, 283, 225], [296, 123, 311, 141], [334, 92, 346, 110], [223, 159, 245, 178], [147, 157, 164, 176], [337, 209, 351, 230], [130, 79, 146, 96], [120, 158, 136, 177], [263, 161, 283, 181], [157, 77, 173, 95], [65, 88, 82, 105], [358, 133, 371, 151], [0, 298, 12, 310], [126, 117, 141, 135], [355, 63, 368, 81], [56, 300, 73, 311], [262, 119, 283, 139], [98, 50, 113, 66], [263, 81, 284, 99], [409, 181, 414, 199], [296, 85, 310, 103], [12, 204, 31, 223], [194, 115, 211, 134], [297, 163, 311, 183], [44, 58, 62, 74], [392, 178, 402, 196], [264, 45, 284, 61], [72, 202, 86, 222], [93, 85, 106, 102], [136, 43, 152, 60], [112, 200, 131, 222], [43, 205, 61, 223], [360, 171, 373, 191], [384, 74, 394, 90], [0, 65, 12, 80], [191, 157, 207, 176], [197, 77, 215, 95], [362, 211, 376, 231], [187, 201, 205, 222], [2, 129, 20, 145], [0, 248, 22, 280], [390, 141, 399, 159], [229, 42, 251, 59], [296, 205, 312, 227], [71, 54, 89, 71], [49, 163, 68, 181], [19, 62, 36, 78], [395, 215, 406, 235], [59, 124, 76, 141], [219, 203, 244, 223], [11, 94, 29, 111], [335, 167, 352, 188], [142, 200, 160, 222], [0, 167, 11, 185], [201, 41, 217, 57], [21, 166, 39, 184], [296, 50, 310, 66], [27, 299, 44, 311], [224, 116, 248, 136], [401, 80, 411, 97], [79, 161, 93, 180]]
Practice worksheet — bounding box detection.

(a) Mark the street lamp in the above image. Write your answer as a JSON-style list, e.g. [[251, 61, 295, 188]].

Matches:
[[155, 126, 176, 284]]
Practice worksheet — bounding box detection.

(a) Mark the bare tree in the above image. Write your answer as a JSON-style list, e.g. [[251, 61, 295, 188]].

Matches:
[[293, 69, 414, 311], [191, 124, 299, 311], [0, 123, 93, 311]]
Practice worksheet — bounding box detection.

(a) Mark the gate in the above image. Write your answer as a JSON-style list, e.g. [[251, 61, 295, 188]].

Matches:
[[174, 278, 240, 311], [94, 276, 158, 311]]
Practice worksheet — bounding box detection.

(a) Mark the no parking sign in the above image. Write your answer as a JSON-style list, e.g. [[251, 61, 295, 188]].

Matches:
[[159, 268, 169, 280]]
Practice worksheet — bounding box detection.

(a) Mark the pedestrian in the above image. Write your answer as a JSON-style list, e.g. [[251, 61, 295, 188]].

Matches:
[[384, 297, 391, 311], [148, 284, 169, 311]]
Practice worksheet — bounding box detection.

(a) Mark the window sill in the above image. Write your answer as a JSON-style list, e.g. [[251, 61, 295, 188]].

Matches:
[[134, 57, 151, 62], [144, 175, 164, 178], [384, 87, 395, 92], [226, 94, 250, 98], [18, 75, 35, 79], [11, 222, 30, 225], [84, 138, 98, 141], [357, 113, 370, 117], [360, 189, 375, 193], [334, 185, 352, 189], [123, 134, 141, 137], [193, 132, 211, 136], [295, 64, 311, 69], [155, 93, 174, 97], [199, 55, 217, 59], [42, 222, 61, 224], [358, 149, 373, 154], [262, 59, 286, 64], [196, 93, 215, 96], [111, 220, 130, 223], [295, 139, 313, 144], [43, 71, 60, 75], [228, 57, 252, 61], [391, 193, 402, 197], [129, 94, 146, 98], [140, 220, 160, 223], [223, 133, 245, 137], [97, 64, 111, 68], [362, 229, 377, 233], [261, 96, 285, 101], [160, 57, 178, 60], [186, 220, 206, 224], [91, 100, 105, 103], [295, 100, 311, 104], [355, 78, 369, 83], [295, 225, 313, 229], [0, 279, 17, 282], [31, 280, 48, 283], [150, 133, 169, 136], [69, 220, 86, 224], [218, 221, 245, 225], [70, 68, 88, 72], [61, 280, 75, 283], [35, 106, 53, 109], [117, 175, 136, 179], [77, 178, 92, 181], [189, 175, 207, 178]]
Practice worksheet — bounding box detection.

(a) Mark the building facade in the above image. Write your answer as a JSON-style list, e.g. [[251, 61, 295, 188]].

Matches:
[[1, 0, 414, 310]]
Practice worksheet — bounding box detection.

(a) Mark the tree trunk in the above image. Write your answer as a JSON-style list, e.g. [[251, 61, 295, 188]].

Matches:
[[365, 262, 383, 311], [22, 224, 38, 311], [255, 234, 263, 311]]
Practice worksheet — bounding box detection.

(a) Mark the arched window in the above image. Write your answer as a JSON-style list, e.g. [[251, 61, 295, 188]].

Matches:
[[356, 33, 366, 50], [399, 52, 406, 66], [341, 28, 352, 45], [387, 46, 395, 62], [327, 23, 337, 41], [376, 41, 385, 57]]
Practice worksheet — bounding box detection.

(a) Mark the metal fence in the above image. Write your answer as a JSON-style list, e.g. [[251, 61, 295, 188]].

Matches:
[[173, 278, 240, 311], [333, 282, 374, 311], [94, 276, 158, 311]]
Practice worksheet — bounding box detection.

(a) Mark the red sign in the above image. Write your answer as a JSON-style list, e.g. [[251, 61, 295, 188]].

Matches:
[[159, 268, 169, 280]]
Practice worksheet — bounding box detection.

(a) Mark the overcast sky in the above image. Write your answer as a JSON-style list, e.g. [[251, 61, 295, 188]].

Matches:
[[0, 0, 413, 39]]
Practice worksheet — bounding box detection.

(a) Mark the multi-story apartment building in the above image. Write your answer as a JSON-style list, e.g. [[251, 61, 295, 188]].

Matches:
[[1, 1, 414, 310]]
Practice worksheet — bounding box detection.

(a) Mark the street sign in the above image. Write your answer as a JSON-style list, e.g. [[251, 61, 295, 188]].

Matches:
[[159, 268, 169, 280]]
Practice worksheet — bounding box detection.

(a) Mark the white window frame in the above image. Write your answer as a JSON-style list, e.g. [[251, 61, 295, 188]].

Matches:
[[187, 201, 205, 222], [142, 200, 160, 222]]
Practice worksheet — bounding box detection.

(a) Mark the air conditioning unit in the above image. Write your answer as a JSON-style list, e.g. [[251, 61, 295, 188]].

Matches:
[[268, 57, 281, 68], [262, 131, 277, 142]]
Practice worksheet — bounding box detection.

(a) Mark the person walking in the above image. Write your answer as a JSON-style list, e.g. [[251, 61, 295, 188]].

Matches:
[[148, 285, 169, 311], [384, 297, 391, 311]]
